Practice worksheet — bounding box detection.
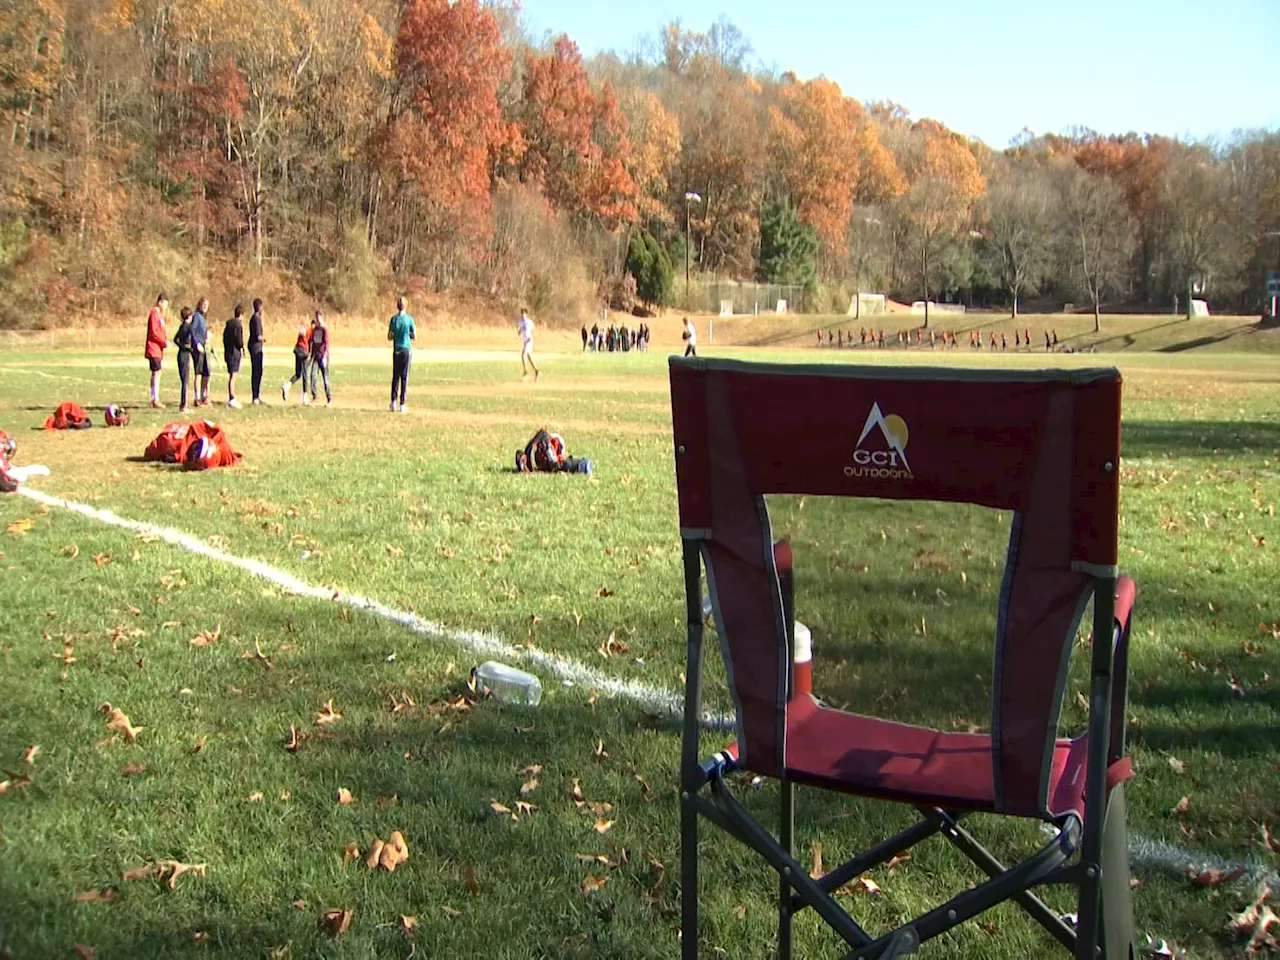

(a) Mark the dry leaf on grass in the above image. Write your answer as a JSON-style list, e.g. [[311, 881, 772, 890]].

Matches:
[[1226, 883, 1277, 951], [463, 865, 480, 895], [74, 888, 121, 904], [71, 946, 96, 959], [1168, 756, 1186, 775], [313, 699, 342, 725], [842, 875, 883, 895], [21, 745, 39, 766], [593, 739, 608, 761], [63, 544, 80, 558], [582, 874, 609, 895], [593, 819, 615, 835], [634, 775, 652, 800], [809, 840, 824, 880], [0, 773, 32, 796], [292, 899, 307, 911], [733, 903, 747, 920], [886, 852, 911, 871], [398, 915, 417, 935], [335, 788, 356, 805], [1186, 866, 1244, 887], [283, 725, 303, 753], [569, 779, 586, 804], [365, 840, 385, 870], [515, 801, 536, 818], [190, 736, 207, 755], [189, 625, 221, 647], [342, 842, 361, 863], [119, 762, 147, 776], [240, 639, 273, 670], [321, 908, 353, 937], [1171, 796, 1191, 816], [246, 791, 264, 802], [6, 519, 35, 535], [122, 861, 207, 889], [520, 777, 539, 796], [92, 553, 111, 567], [441, 905, 462, 919], [489, 801, 512, 817], [101, 703, 143, 742]]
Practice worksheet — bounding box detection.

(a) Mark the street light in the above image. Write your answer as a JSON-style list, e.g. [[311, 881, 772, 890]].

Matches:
[[684, 191, 702, 308]]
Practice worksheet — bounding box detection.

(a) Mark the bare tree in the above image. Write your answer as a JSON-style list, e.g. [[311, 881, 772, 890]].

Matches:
[[1163, 145, 1229, 318], [982, 161, 1054, 317], [1057, 163, 1134, 332]]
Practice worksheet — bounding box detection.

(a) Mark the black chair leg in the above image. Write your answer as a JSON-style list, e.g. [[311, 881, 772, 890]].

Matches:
[[779, 778, 794, 959], [682, 793, 699, 960]]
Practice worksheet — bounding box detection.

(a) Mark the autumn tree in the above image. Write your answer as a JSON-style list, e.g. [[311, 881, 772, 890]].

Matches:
[[1057, 162, 1134, 331], [981, 160, 1055, 317], [378, 0, 512, 281], [899, 122, 985, 326], [1161, 145, 1229, 317], [621, 89, 680, 223]]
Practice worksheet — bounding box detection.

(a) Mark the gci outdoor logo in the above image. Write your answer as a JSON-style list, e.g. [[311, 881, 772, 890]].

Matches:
[[845, 402, 912, 479]]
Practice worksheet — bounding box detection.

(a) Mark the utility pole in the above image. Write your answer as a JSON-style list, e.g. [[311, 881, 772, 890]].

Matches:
[[684, 191, 701, 309]]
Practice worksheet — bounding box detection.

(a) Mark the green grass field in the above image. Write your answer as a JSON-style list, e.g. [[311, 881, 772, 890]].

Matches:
[[0, 341, 1277, 958]]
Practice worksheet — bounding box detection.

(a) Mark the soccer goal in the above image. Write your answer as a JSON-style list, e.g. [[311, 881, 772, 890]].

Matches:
[[847, 292, 886, 318]]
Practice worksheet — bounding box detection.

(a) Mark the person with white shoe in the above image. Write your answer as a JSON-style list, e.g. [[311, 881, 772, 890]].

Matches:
[[388, 295, 415, 412], [144, 292, 169, 409], [282, 321, 310, 404], [517, 307, 539, 381], [223, 304, 245, 409], [307, 310, 332, 406]]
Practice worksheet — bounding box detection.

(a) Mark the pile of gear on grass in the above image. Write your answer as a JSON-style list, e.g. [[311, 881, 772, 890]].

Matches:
[[515, 427, 592, 477], [2, 401, 242, 495]]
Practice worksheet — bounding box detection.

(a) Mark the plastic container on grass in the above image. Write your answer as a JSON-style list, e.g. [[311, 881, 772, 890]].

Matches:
[[475, 661, 542, 707]]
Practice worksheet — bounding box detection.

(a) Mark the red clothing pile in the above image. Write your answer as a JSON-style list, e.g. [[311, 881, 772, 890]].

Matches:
[[144, 420, 242, 470]]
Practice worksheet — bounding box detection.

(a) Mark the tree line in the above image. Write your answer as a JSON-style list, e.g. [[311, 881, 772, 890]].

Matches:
[[1, 1, 1277, 329]]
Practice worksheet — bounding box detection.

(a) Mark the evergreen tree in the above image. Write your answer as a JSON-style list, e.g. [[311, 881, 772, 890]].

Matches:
[[758, 197, 818, 289]]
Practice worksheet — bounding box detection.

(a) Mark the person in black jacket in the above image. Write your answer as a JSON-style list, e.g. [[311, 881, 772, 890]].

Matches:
[[174, 307, 195, 413], [248, 298, 266, 404], [223, 305, 245, 409]]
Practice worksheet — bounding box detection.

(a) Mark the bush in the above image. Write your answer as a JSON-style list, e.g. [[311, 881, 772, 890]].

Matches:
[[625, 230, 675, 307], [327, 225, 382, 314]]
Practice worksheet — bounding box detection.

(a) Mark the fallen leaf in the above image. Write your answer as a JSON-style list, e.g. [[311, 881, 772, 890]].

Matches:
[[335, 788, 356, 805], [74, 888, 121, 904], [283, 725, 303, 753], [122, 864, 161, 882], [101, 703, 143, 742], [1186, 865, 1243, 887], [809, 840, 824, 880], [733, 903, 747, 920], [515, 800, 536, 817], [587, 689, 599, 707], [246, 791, 264, 802], [0, 772, 32, 795], [593, 739, 608, 760], [389, 831, 409, 861], [190, 736, 207, 755], [1260, 823, 1275, 854], [843, 875, 882, 895], [342, 842, 361, 863], [159, 861, 206, 889], [378, 842, 404, 872], [586, 801, 613, 816], [489, 801, 512, 817], [569, 779, 586, 803], [594, 586, 614, 598], [1227, 883, 1277, 952], [189, 625, 221, 647], [21, 745, 39, 766], [634, 774, 652, 799], [1172, 795, 1191, 816], [6, 519, 35, 535], [313, 699, 342, 725], [320, 908, 353, 937], [520, 777, 539, 796], [1169, 757, 1186, 775], [279, 790, 291, 801], [593, 819, 615, 835], [398, 915, 417, 935], [441, 905, 462, 919], [582, 874, 609, 895], [365, 840, 385, 870], [886, 852, 911, 871], [63, 545, 80, 558], [92, 553, 111, 567], [292, 899, 307, 911], [375, 795, 400, 811], [463, 865, 480, 895], [119, 762, 147, 776], [71, 946, 95, 959]]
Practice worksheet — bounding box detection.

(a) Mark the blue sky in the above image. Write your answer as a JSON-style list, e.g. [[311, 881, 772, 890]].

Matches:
[[518, 0, 1280, 148]]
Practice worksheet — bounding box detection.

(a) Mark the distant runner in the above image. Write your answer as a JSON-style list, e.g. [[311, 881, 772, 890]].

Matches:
[[517, 307, 539, 381]]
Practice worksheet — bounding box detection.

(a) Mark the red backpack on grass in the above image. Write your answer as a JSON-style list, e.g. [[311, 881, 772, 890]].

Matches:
[[43, 402, 92, 430]]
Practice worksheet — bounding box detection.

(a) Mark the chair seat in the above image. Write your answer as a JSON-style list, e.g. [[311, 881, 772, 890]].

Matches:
[[726, 696, 1101, 820]]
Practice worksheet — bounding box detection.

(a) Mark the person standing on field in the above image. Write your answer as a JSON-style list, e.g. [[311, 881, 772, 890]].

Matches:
[[174, 307, 195, 413], [682, 316, 697, 357], [248, 298, 266, 405], [144, 292, 170, 409], [223, 305, 245, 408], [517, 307, 539, 381], [282, 320, 310, 402], [308, 310, 332, 406], [388, 295, 416, 412], [191, 297, 212, 406]]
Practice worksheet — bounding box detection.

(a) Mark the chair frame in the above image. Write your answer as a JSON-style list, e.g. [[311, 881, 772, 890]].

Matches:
[[672, 357, 1136, 959]]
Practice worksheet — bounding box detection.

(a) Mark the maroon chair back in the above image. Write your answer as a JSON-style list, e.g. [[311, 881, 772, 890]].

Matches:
[[671, 358, 1122, 817]]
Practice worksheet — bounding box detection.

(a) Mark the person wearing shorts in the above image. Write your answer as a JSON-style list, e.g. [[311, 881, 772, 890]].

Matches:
[[388, 295, 415, 412], [144, 292, 169, 408], [223, 304, 245, 408], [191, 297, 212, 406], [682, 316, 697, 357], [517, 307, 539, 381]]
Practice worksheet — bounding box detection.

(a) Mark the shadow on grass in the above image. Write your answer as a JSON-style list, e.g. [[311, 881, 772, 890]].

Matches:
[[1123, 419, 1280, 458]]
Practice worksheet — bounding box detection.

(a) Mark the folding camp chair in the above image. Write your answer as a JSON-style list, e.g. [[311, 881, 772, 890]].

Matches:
[[671, 358, 1137, 959]]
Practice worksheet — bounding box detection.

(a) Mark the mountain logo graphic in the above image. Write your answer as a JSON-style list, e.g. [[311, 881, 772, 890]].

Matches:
[[846, 402, 912, 478]]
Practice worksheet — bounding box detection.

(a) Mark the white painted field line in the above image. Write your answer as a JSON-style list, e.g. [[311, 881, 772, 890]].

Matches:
[[14, 485, 1278, 887], [15, 486, 726, 729]]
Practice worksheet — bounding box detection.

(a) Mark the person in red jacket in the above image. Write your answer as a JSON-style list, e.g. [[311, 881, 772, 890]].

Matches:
[[144, 292, 170, 409], [281, 321, 311, 403]]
